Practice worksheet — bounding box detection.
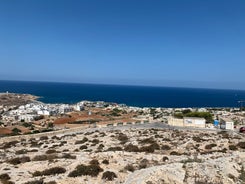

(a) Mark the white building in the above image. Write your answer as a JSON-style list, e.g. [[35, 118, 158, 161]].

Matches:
[[168, 117, 206, 128], [219, 117, 234, 130]]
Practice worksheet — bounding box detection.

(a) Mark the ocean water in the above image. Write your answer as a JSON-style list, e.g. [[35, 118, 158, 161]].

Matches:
[[0, 80, 245, 108]]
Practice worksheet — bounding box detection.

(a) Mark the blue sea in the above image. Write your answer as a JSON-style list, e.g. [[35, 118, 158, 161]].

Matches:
[[0, 80, 245, 108]]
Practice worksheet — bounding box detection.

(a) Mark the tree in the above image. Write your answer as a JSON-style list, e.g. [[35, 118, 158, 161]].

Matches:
[[12, 127, 21, 135]]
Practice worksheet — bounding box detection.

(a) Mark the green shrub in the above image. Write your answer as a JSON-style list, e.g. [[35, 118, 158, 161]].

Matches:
[[117, 133, 129, 144], [139, 143, 159, 153], [161, 145, 171, 150], [124, 164, 135, 172], [229, 145, 237, 150], [75, 137, 88, 144], [97, 144, 104, 150], [139, 137, 155, 144], [107, 146, 123, 151], [102, 171, 117, 181], [89, 159, 99, 165], [162, 156, 169, 162], [102, 159, 109, 165], [60, 153, 76, 159], [91, 139, 100, 144], [205, 143, 217, 149], [124, 144, 139, 152], [39, 136, 48, 140], [237, 142, 245, 149], [138, 159, 149, 169], [32, 154, 58, 161], [170, 151, 181, 155], [79, 145, 88, 150], [1, 141, 19, 149], [68, 164, 103, 177], [192, 137, 203, 142], [7, 156, 30, 165], [23, 180, 43, 184], [33, 167, 66, 176], [45, 181, 57, 184], [0, 173, 10, 180], [15, 149, 27, 155], [45, 149, 57, 154], [1, 180, 15, 184]]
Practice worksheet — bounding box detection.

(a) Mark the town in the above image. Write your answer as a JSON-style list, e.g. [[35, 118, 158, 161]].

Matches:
[[0, 93, 245, 137]]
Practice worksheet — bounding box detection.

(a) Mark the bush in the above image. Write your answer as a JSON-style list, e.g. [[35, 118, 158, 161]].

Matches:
[[46, 149, 57, 154], [139, 137, 156, 144], [139, 143, 159, 153], [15, 149, 27, 155], [39, 136, 48, 140], [218, 131, 230, 139], [89, 159, 99, 165], [237, 142, 245, 149], [23, 180, 43, 184], [75, 137, 88, 144], [97, 144, 104, 150], [205, 143, 217, 150], [124, 164, 135, 172], [60, 153, 76, 159], [138, 159, 149, 169], [124, 144, 139, 152], [0, 173, 10, 180], [170, 151, 181, 155], [33, 167, 66, 176], [80, 145, 88, 150], [68, 164, 103, 177], [102, 171, 117, 181], [12, 127, 21, 134], [1, 180, 15, 184], [239, 166, 245, 182], [32, 154, 58, 161], [45, 181, 57, 184], [91, 139, 100, 144], [161, 145, 171, 150], [229, 145, 238, 150], [162, 156, 169, 162], [117, 133, 129, 144], [102, 159, 109, 165], [107, 146, 123, 151], [1, 141, 19, 149], [7, 156, 30, 165], [192, 137, 203, 142]]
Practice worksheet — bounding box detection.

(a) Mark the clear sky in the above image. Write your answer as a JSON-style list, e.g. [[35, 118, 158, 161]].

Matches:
[[0, 0, 245, 89]]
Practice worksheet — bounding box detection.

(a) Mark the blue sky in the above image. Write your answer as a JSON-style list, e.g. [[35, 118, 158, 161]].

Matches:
[[0, 0, 245, 89]]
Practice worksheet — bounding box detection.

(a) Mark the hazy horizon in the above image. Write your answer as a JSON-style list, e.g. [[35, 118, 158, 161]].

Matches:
[[1, 79, 245, 91]]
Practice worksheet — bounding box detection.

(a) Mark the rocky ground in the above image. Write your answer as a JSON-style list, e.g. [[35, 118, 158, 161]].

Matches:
[[0, 93, 38, 107], [0, 127, 245, 184]]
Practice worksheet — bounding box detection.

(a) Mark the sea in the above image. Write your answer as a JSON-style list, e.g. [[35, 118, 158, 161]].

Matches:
[[0, 80, 245, 108]]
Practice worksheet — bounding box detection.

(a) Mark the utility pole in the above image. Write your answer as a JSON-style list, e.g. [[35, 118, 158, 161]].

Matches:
[[238, 100, 245, 111]]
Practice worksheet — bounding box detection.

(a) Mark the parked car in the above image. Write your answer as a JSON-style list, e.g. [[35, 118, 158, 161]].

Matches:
[[239, 127, 245, 133]]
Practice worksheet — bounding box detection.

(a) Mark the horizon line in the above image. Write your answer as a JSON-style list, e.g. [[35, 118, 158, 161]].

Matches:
[[0, 79, 245, 92]]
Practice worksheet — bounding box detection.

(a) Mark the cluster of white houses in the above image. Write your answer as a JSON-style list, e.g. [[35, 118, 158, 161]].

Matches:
[[1, 102, 84, 124]]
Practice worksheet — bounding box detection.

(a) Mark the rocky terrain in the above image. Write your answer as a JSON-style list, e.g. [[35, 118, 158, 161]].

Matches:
[[0, 93, 38, 107], [0, 126, 245, 184]]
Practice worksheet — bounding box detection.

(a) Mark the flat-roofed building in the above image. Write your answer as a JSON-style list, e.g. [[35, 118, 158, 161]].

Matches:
[[168, 117, 206, 128], [219, 117, 234, 130]]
